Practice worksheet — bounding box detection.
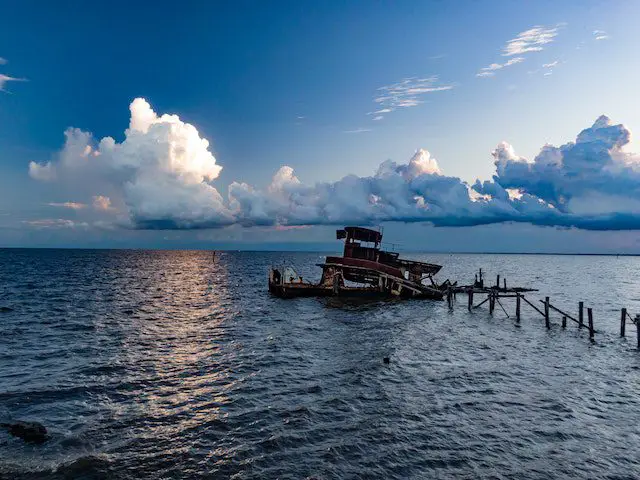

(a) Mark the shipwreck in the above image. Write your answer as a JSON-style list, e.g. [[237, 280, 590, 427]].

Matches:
[[268, 226, 447, 299]]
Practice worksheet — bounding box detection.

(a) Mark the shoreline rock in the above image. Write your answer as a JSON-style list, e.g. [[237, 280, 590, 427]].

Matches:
[[1, 421, 48, 444]]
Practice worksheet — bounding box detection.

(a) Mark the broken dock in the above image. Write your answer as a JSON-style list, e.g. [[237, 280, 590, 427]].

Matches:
[[445, 268, 640, 349]]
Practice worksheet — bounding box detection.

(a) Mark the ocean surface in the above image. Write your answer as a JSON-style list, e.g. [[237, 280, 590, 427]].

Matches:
[[1, 249, 640, 479]]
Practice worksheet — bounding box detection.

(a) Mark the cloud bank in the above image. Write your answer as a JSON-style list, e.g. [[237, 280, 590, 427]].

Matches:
[[28, 98, 640, 231], [477, 25, 561, 78]]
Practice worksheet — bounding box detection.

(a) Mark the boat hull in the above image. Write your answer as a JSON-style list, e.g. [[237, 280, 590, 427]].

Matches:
[[269, 282, 387, 299], [268, 275, 444, 300]]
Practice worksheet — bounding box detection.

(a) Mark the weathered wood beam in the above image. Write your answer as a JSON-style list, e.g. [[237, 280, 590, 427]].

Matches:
[[495, 296, 510, 318], [539, 301, 578, 324], [473, 297, 490, 309], [521, 295, 545, 318]]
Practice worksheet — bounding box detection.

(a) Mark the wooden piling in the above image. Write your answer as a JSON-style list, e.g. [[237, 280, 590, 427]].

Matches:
[[542, 302, 579, 326], [620, 308, 626, 337], [636, 315, 640, 349], [544, 297, 550, 329], [539, 300, 598, 332], [578, 302, 584, 328], [448, 271, 614, 346]]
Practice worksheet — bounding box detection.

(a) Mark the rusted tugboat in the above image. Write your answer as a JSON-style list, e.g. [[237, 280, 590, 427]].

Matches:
[[268, 227, 446, 300]]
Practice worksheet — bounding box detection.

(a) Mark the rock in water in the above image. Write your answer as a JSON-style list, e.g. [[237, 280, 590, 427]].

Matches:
[[2, 421, 48, 444]]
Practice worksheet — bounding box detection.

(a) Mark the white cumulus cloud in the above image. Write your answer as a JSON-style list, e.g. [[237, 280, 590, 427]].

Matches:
[[29, 98, 232, 229]]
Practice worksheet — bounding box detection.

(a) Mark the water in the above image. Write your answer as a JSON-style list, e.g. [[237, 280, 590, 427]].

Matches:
[[1, 249, 640, 479]]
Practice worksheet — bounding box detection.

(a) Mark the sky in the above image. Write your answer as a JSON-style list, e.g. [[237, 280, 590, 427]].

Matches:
[[2, 0, 640, 252]]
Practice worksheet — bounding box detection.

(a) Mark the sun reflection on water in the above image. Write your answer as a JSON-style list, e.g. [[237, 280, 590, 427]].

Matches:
[[102, 251, 240, 463]]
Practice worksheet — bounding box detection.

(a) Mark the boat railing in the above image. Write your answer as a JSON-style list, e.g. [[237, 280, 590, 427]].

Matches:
[[380, 241, 400, 252], [270, 265, 311, 285]]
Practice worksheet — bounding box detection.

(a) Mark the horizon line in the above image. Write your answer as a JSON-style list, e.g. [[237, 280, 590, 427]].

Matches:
[[0, 246, 637, 256]]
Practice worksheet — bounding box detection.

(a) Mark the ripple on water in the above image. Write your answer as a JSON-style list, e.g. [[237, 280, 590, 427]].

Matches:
[[1, 250, 640, 479]]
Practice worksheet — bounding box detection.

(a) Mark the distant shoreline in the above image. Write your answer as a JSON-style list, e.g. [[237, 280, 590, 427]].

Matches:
[[0, 247, 637, 256]]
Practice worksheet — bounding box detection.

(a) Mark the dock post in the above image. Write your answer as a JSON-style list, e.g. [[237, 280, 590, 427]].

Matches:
[[489, 293, 495, 314], [588, 308, 594, 341], [562, 316, 567, 328], [496, 275, 500, 289], [578, 302, 584, 328], [544, 297, 550, 329], [620, 308, 627, 337], [468, 289, 473, 311], [503, 278, 507, 291], [447, 287, 453, 309], [636, 315, 640, 349], [515, 293, 521, 321]]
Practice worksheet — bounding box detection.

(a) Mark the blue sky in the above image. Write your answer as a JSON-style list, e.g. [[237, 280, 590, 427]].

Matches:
[[2, 1, 640, 251]]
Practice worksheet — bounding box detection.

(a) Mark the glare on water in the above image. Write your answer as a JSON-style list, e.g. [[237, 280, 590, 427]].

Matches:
[[1, 249, 639, 479]]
